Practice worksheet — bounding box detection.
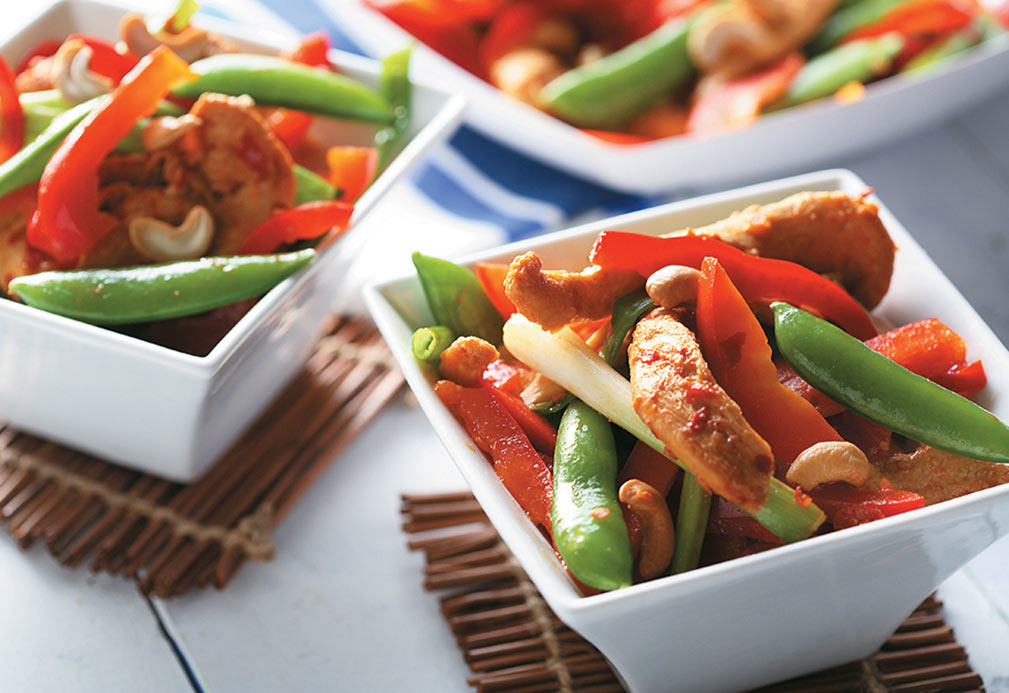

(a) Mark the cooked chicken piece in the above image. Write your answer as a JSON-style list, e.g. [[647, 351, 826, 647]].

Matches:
[[0, 186, 60, 292], [668, 191, 895, 309], [629, 308, 773, 513], [81, 93, 295, 269], [439, 336, 500, 387], [688, 0, 839, 79], [504, 251, 642, 332], [873, 445, 1009, 505]]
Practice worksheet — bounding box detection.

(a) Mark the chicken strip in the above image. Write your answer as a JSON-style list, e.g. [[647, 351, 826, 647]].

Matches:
[[669, 191, 895, 309], [874, 445, 1009, 505], [504, 251, 642, 332], [629, 308, 773, 513]]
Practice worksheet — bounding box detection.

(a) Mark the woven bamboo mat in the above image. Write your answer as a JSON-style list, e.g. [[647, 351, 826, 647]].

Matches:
[[402, 492, 985, 693], [0, 316, 404, 598]]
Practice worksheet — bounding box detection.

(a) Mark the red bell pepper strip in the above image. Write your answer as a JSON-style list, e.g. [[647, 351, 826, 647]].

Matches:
[[288, 32, 333, 69], [66, 34, 141, 84], [238, 200, 353, 255], [686, 52, 804, 136], [844, 1, 975, 43], [0, 55, 24, 165], [367, 1, 485, 75], [808, 484, 925, 529], [435, 379, 553, 532], [482, 358, 525, 394], [326, 146, 378, 203], [477, 3, 548, 75], [779, 317, 987, 417], [996, 0, 1009, 28], [15, 39, 61, 75], [696, 257, 843, 474], [474, 261, 517, 319], [479, 378, 558, 453], [265, 109, 313, 152], [830, 411, 894, 461], [617, 441, 680, 496], [26, 46, 194, 263], [591, 231, 877, 340]]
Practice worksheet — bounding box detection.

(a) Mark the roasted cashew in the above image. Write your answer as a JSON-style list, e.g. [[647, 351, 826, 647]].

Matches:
[[489, 47, 565, 107], [53, 40, 113, 104], [128, 205, 215, 262], [439, 336, 500, 387], [120, 12, 210, 63], [619, 479, 675, 580], [645, 265, 701, 310], [786, 441, 873, 492], [142, 114, 203, 151]]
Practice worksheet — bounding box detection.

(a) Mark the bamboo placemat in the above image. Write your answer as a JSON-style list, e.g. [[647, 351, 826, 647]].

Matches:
[[402, 492, 985, 693], [0, 316, 404, 598]]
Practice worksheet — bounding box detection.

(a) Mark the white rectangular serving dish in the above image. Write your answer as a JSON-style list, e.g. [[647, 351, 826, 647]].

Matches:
[[0, 0, 465, 481], [324, 0, 1009, 194], [365, 169, 1009, 692]]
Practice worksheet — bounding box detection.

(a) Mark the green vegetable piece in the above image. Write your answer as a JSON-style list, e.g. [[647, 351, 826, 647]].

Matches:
[[772, 302, 1009, 463], [542, 18, 695, 130], [173, 54, 395, 124], [553, 400, 632, 591], [806, 0, 912, 55], [19, 90, 73, 143], [147, 0, 201, 35], [412, 325, 456, 361], [779, 33, 904, 108], [599, 290, 655, 366], [293, 164, 339, 205], [902, 28, 978, 75], [8, 249, 315, 325], [670, 473, 711, 574], [374, 46, 412, 170], [412, 252, 504, 345]]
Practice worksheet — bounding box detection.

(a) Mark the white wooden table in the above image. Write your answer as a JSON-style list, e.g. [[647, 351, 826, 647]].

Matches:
[[3, 2, 1009, 690]]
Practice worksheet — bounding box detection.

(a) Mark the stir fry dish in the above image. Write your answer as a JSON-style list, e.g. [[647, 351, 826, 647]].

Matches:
[[410, 191, 1009, 593], [367, 0, 1008, 140], [0, 0, 411, 353]]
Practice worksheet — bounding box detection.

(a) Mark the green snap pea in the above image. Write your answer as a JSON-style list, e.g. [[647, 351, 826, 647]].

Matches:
[[542, 18, 695, 130], [412, 325, 456, 361], [777, 33, 904, 108], [173, 54, 395, 124], [670, 474, 711, 574], [553, 400, 632, 591], [293, 164, 339, 205], [19, 90, 73, 143], [772, 302, 1009, 463], [8, 249, 315, 325], [374, 46, 412, 170], [412, 252, 504, 345], [806, 0, 913, 55]]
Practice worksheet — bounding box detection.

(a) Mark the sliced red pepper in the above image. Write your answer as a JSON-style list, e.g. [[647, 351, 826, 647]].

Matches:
[[474, 261, 517, 319], [482, 358, 525, 394], [479, 378, 558, 454], [368, 1, 485, 74], [686, 52, 804, 136], [830, 411, 893, 461], [590, 231, 877, 340], [266, 109, 313, 152], [779, 317, 987, 417], [477, 3, 549, 75], [617, 442, 680, 496], [808, 484, 925, 529], [696, 257, 842, 475], [238, 200, 353, 255], [0, 54, 24, 165], [27, 47, 194, 263], [15, 39, 61, 75], [66, 34, 141, 84], [326, 146, 378, 203], [435, 379, 553, 532], [996, 0, 1009, 28], [288, 32, 333, 69], [844, 0, 974, 43]]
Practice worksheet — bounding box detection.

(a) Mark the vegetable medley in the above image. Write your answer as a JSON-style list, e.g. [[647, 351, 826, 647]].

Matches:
[[368, 0, 1009, 140], [411, 191, 1009, 593], [0, 1, 411, 353]]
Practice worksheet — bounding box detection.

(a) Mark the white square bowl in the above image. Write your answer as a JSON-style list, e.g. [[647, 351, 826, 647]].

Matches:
[[323, 0, 1009, 195], [0, 0, 465, 481], [365, 169, 1009, 692]]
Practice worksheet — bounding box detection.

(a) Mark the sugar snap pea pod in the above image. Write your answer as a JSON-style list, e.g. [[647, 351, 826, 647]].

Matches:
[[293, 164, 339, 205], [172, 55, 395, 124], [541, 18, 695, 130], [374, 47, 412, 170], [807, 0, 912, 55], [8, 249, 315, 325], [772, 302, 1009, 463], [412, 252, 504, 345], [777, 33, 904, 108], [412, 325, 456, 361], [20, 90, 73, 143], [553, 400, 632, 591]]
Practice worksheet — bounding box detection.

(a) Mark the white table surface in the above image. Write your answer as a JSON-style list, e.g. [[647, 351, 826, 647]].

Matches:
[[3, 2, 1009, 691]]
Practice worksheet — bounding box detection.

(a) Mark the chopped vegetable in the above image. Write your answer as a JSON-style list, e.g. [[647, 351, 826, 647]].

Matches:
[[238, 200, 353, 255], [412, 252, 505, 345], [670, 474, 711, 574], [412, 325, 456, 361], [374, 46, 412, 169], [474, 262, 517, 319], [808, 484, 925, 529], [0, 55, 25, 164], [293, 164, 339, 205], [326, 146, 378, 202]]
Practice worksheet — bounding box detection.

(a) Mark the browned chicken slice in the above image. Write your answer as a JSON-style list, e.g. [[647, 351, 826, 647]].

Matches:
[[504, 251, 641, 332], [629, 308, 773, 513], [874, 445, 1009, 505], [668, 191, 895, 309]]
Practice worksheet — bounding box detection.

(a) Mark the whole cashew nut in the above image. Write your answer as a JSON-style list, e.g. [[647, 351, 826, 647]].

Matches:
[[619, 479, 675, 580], [120, 12, 210, 63], [645, 265, 701, 310], [786, 441, 873, 492], [53, 40, 113, 104], [128, 205, 215, 262], [142, 114, 203, 151]]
